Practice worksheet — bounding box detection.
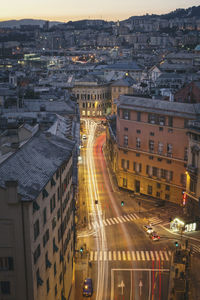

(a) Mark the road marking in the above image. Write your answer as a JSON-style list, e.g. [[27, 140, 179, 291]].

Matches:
[[141, 251, 145, 261], [146, 251, 150, 261], [99, 251, 102, 261], [103, 220, 107, 226], [159, 251, 164, 261], [122, 251, 126, 260], [104, 251, 107, 261], [109, 218, 115, 225], [168, 251, 172, 256], [106, 219, 111, 225], [113, 251, 117, 261], [90, 251, 94, 261], [136, 251, 140, 261], [118, 251, 121, 261], [113, 217, 119, 224], [109, 251, 112, 261], [120, 216, 127, 222], [132, 251, 136, 260], [88, 223, 92, 230], [134, 213, 139, 219], [117, 216, 123, 223], [150, 251, 155, 260], [164, 251, 169, 261], [127, 251, 131, 261], [94, 251, 97, 261], [124, 215, 131, 222], [155, 251, 159, 261]]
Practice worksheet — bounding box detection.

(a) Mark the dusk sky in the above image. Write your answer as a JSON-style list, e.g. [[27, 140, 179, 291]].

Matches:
[[1, 0, 200, 22]]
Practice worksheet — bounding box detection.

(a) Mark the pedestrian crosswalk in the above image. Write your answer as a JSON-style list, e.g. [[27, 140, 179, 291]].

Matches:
[[148, 217, 170, 227], [88, 213, 139, 230], [89, 249, 172, 262]]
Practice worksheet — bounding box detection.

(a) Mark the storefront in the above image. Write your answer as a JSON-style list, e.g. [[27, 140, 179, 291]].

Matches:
[[170, 217, 199, 233]]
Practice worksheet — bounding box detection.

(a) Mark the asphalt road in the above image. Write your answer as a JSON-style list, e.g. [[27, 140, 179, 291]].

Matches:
[[75, 120, 200, 300]]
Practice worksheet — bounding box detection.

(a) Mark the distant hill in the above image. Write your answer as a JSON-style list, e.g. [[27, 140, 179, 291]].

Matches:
[[124, 5, 200, 22], [0, 18, 62, 28]]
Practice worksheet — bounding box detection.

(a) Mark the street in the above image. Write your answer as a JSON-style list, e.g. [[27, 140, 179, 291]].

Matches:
[[75, 119, 200, 300]]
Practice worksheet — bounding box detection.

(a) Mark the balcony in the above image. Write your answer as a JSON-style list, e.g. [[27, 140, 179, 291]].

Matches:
[[187, 165, 198, 175]]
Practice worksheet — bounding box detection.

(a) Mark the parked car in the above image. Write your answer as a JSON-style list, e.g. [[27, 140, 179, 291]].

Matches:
[[143, 225, 153, 234], [82, 134, 87, 140], [150, 232, 160, 241], [83, 278, 93, 297]]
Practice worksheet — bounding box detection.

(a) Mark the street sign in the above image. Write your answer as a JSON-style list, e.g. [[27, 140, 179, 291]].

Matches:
[[139, 280, 143, 296], [118, 280, 125, 295]]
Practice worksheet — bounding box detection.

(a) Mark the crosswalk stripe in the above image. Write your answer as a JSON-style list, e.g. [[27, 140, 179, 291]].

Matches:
[[122, 251, 126, 260], [155, 251, 159, 261], [103, 220, 107, 226], [113, 217, 119, 224], [132, 251, 136, 260], [159, 251, 164, 261], [136, 251, 140, 261], [141, 251, 145, 261], [128, 214, 134, 221], [99, 251, 102, 261], [134, 213, 139, 219], [106, 219, 111, 225], [117, 217, 123, 223], [90, 251, 94, 261], [94, 251, 97, 261], [164, 251, 169, 261], [150, 251, 155, 260], [120, 216, 127, 222], [109, 218, 115, 225], [124, 215, 131, 221], [168, 251, 172, 256], [146, 251, 150, 261], [90, 250, 172, 261]]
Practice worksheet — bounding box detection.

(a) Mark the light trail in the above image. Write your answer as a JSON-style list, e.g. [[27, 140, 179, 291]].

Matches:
[[83, 119, 108, 300]]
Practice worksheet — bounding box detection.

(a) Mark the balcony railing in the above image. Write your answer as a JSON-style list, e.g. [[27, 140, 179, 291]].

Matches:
[[187, 165, 198, 175]]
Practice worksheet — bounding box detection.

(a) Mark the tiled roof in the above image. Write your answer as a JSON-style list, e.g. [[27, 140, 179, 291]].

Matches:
[[0, 131, 75, 201]]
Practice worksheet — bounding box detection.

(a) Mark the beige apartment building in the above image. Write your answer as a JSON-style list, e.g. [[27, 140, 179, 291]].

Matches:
[[185, 120, 200, 216], [109, 95, 200, 205], [0, 130, 75, 300], [72, 76, 111, 117]]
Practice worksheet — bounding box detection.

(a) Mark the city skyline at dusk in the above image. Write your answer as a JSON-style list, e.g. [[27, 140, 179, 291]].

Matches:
[[1, 0, 200, 22]]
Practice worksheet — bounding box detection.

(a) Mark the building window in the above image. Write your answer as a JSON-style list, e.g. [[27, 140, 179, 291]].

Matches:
[[190, 178, 196, 193], [165, 185, 170, 191], [124, 135, 128, 147], [50, 194, 56, 213], [156, 192, 160, 197], [42, 188, 49, 199], [136, 153, 140, 157], [57, 208, 61, 221], [43, 229, 49, 248], [149, 140, 154, 152], [123, 178, 127, 187], [124, 127, 128, 131], [121, 159, 129, 170], [184, 148, 188, 161], [46, 278, 50, 294], [0, 257, 13, 271], [136, 129, 141, 134], [152, 167, 158, 177], [1, 281, 10, 295], [34, 220, 40, 241], [149, 156, 154, 160], [122, 110, 130, 120], [167, 144, 172, 156], [150, 132, 154, 136], [168, 116, 173, 127], [54, 262, 57, 277], [157, 183, 161, 189], [55, 284, 58, 296], [158, 115, 165, 126], [34, 245, 41, 265], [165, 194, 170, 200], [59, 272, 63, 284], [36, 269, 43, 287], [147, 185, 152, 195], [137, 112, 141, 121], [158, 142, 163, 155], [45, 252, 52, 270], [180, 174, 186, 186], [52, 217, 56, 230], [167, 160, 172, 164], [148, 113, 156, 124], [51, 177, 56, 187], [136, 137, 141, 149], [43, 208, 47, 226]]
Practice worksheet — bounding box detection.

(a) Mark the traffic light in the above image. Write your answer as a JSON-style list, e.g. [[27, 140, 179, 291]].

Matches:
[[121, 201, 124, 207], [175, 241, 179, 247], [80, 247, 83, 253]]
